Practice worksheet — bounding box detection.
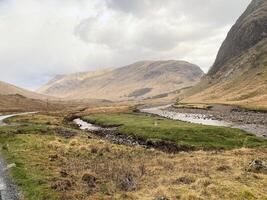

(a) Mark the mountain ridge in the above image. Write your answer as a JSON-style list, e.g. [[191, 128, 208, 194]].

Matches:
[[209, 0, 267, 75], [38, 60, 204, 101], [182, 0, 267, 108], [0, 81, 50, 100]]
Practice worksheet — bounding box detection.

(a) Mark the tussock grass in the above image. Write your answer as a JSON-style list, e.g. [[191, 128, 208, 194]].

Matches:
[[0, 113, 266, 199]]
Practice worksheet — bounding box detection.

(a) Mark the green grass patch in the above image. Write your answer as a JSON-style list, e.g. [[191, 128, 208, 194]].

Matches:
[[83, 113, 267, 150], [0, 130, 61, 200]]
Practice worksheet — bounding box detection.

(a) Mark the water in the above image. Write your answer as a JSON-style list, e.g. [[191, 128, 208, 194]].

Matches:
[[73, 118, 102, 131], [141, 105, 231, 127]]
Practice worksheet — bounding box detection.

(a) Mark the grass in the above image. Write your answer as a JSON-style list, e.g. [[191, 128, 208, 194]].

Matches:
[[0, 130, 61, 200], [240, 105, 267, 113], [0, 113, 267, 199], [83, 112, 267, 150]]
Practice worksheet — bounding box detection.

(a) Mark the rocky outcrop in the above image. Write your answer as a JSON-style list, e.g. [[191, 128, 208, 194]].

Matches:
[[209, 0, 267, 75], [182, 0, 267, 107]]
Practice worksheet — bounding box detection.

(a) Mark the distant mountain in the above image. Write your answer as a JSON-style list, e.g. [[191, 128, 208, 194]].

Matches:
[[182, 0, 267, 108], [0, 81, 48, 100], [0, 81, 113, 112], [0, 81, 60, 112], [38, 60, 204, 101]]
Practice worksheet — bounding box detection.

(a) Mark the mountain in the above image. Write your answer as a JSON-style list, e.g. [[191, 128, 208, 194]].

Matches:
[[0, 81, 61, 112], [0, 81, 49, 100], [182, 0, 267, 108], [38, 60, 204, 101], [0, 81, 114, 112]]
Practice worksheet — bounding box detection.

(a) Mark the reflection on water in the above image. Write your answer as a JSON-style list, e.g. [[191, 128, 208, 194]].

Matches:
[[141, 106, 231, 127]]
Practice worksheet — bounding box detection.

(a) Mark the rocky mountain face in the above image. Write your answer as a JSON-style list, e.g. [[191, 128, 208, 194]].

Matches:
[[182, 0, 267, 108], [209, 0, 267, 75], [38, 60, 204, 101]]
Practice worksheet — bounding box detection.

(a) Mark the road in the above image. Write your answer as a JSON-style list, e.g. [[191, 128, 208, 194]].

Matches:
[[0, 113, 34, 200]]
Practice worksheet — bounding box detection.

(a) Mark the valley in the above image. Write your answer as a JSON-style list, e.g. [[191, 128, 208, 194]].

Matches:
[[0, 107, 266, 200], [0, 0, 266, 199]]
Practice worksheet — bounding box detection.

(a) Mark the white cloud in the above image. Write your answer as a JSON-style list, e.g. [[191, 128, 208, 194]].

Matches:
[[0, 0, 251, 89]]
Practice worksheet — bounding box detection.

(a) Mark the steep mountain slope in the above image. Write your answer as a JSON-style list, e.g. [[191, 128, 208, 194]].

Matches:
[[182, 0, 267, 108], [38, 60, 204, 101]]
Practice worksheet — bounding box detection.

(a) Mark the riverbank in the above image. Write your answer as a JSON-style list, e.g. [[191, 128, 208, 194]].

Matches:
[[81, 112, 267, 151], [164, 104, 267, 138], [1, 111, 267, 199]]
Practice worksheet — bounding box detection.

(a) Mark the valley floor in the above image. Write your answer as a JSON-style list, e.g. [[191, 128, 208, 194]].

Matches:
[[0, 107, 266, 200], [169, 104, 267, 138]]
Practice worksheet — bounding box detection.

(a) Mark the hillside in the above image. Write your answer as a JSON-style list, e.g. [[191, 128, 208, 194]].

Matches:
[[38, 60, 204, 101], [182, 0, 267, 109], [0, 94, 60, 112], [0, 81, 63, 112], [0, 81, 50, 100]]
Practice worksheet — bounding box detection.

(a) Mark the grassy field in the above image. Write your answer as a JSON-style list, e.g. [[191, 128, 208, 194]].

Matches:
[[83, 113, 267, 150], [0, 112, 267, 199]]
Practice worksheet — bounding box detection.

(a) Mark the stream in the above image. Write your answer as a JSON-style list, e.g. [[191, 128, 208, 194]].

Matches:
[[73, 105, 266, 138]]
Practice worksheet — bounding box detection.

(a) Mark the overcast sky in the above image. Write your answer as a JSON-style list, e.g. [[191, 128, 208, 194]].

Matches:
[[0, 0, 251, 90]]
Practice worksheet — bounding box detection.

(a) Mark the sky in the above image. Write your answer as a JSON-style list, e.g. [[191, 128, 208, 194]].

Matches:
[[0, 0, 251, 90]]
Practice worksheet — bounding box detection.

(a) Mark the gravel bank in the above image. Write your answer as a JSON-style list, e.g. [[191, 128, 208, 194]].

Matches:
[[166, 105, 267, 138]]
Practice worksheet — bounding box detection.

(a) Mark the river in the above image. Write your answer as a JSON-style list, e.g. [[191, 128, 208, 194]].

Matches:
[[140, 105, 267, 138]]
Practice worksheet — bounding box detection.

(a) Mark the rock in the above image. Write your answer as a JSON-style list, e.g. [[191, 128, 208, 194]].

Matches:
[[82, 173, 97, 187], [51, 179, 72, 191], [118, 173, 136, 191], [4, 163, 16, 171], [247, 159, 267, 174]]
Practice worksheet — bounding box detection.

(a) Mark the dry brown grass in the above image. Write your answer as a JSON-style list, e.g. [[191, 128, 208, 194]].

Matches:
[[44, 134, 267, 200], [2, 113, 267, 200], [181, 38, 267, 110], [5, 113, 64, 125], [81, 105, 133, 114]]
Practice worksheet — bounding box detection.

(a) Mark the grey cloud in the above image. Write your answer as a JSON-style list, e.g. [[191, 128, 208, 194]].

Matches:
[[106, 0, 164, 15], [0, 0, 252, 89]]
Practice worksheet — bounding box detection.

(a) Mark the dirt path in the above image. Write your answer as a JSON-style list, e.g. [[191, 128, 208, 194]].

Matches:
[[0, 158, 20, 200], [0, 113, 31, 200]]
